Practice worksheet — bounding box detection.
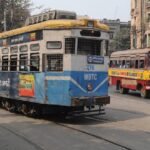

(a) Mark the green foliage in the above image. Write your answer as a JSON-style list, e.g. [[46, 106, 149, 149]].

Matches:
[[0, 0, 31, 32], [110, 28, 131, 51]]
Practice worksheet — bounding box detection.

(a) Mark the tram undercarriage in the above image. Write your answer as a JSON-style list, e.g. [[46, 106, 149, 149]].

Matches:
[[0, 96, 110, 118]]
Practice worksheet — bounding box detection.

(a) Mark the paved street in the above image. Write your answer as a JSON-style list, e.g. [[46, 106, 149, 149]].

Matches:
[[0, 88, 150, 150]]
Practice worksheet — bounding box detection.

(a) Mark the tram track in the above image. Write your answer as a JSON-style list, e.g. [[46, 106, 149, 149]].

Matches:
[[0, 124, 46, 150], [0, 103, 139, 150], [0, 92, 144, 150], [0, 109, 134, 150], [53, 121, 133, 150]]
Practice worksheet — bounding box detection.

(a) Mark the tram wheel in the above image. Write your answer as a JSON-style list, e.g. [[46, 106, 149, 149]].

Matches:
[[140, 89, 149, 98], [119, 87, 129, 94], [5, 101, 13, 111], [21, 104, 29, 115]]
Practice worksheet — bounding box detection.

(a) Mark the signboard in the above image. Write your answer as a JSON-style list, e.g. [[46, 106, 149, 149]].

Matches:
[[0, 30, 43, 47], [19, 74, 35, 97], [87, 55, 104, 64]]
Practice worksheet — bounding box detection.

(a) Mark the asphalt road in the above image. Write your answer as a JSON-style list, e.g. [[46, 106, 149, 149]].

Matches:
[[0, 88, 150, 150]]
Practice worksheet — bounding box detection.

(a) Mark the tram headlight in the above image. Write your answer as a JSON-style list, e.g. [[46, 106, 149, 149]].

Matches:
[[87, 83, 93, 91]]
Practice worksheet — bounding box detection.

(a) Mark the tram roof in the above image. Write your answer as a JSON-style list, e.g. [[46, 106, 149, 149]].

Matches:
[[111, 48, 150, 58], [0, 19, 109, 39]]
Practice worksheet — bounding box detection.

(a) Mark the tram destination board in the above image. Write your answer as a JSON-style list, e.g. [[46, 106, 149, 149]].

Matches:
[[87, 55, 104, 64]]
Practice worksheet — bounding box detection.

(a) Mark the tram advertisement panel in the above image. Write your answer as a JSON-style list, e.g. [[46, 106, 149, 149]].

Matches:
[[19, 74, 35, 97]]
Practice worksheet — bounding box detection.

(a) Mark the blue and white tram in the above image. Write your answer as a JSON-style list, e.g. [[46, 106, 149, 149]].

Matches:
[[0, 15, 110, 116]]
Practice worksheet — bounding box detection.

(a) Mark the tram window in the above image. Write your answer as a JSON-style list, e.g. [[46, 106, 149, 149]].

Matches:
[[10, 46, 18, 54], [125, 60, 130, 68], [77, 38, 101, 55], [20, 45, 28, 52], [135, 60, 138, 69], [65, 38, 75, 54], [130, 60, 135, 68], [30, 43, 40, 51], [30, 54, 39, 71], [109, 60, 113, 67], [47, 41, 62, 49], [122, 60, 126, 68], [47, 54, 63, 72], [80, 30, 101, 37], [109, 60, 117, 68], [2, 48, 9, 54], [2, 56, 8, 71], [146, 53, 150, 68], [139, 60, 144, 69], [19, 54, 28, 71], [10, 55, 17, 71]]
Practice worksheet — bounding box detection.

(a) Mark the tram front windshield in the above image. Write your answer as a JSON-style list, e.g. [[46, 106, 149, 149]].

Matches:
[[65, 38, 102, 56], [77, 38, 101, 55]]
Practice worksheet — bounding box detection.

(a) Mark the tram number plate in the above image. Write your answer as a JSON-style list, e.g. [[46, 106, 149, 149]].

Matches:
[[87, 55, 104, 64]]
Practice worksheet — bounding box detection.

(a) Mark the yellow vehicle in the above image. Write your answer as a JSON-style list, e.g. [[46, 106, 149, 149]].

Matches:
[[109, 49, 150, 98]]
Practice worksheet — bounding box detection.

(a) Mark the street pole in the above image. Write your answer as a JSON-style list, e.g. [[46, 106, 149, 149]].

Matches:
[[4, 9, 7, 31]]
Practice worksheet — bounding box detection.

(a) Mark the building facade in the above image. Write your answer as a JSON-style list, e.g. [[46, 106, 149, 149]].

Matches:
[[131, 0, 150, 49], [101, 19, 130, 54]]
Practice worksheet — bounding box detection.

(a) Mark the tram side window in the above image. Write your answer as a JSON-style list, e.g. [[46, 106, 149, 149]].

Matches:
[[139, 60, 144, 69], [135, 60, 138, 69], [30, 54, 39, 71], [47, 54, 63, 72], [19, 54, 28, 71], [130, 60, 135, 68], [122, 60, 126, 68], [65, 38, 75, 54], [10, 55, 17, 71], [2, 56, 8, 71], [110, 60, 116, 68], [125, 60, 130, 68]]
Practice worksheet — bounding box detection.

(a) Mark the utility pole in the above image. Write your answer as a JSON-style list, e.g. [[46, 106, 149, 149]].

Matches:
[[10, 0, 14, 28], [4, 9, 7, 31]]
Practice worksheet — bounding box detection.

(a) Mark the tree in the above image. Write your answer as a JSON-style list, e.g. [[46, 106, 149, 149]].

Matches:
[[0, 0, 31, 32], [110, 28, 131, 51]]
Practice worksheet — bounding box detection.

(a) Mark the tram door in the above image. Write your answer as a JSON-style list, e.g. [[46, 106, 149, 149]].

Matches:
[[43, 54, 69, 105]]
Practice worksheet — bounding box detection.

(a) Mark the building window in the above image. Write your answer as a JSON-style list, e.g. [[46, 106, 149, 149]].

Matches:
[[135, 0, 137, 8], [109, 32, 114, 39], [147, 13, 150, 22], [133, 33, 137, 48]]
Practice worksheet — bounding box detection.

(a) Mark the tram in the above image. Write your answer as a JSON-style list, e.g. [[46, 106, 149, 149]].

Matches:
[[0, 10, 110, 116], [109, 49, 150, 98]]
